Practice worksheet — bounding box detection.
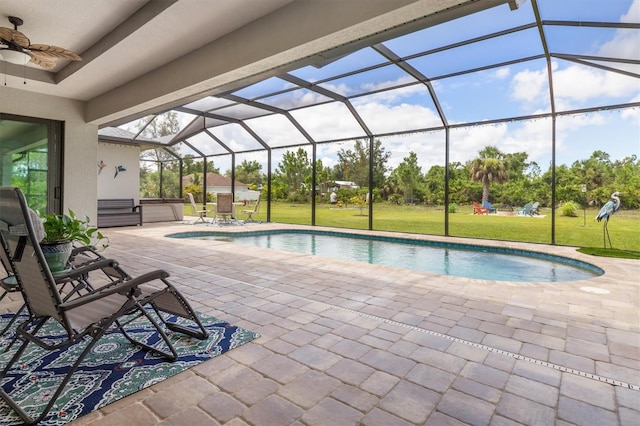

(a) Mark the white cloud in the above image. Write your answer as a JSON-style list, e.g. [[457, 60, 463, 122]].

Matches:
[[494, 67, 511, 79], [290, 102, 367, 142], [553, 63, 640, 110], [620, 0, 640, 22], [362, 75, 417, 92], [354, 101, 442, 134], [510, 67, 548, 103]]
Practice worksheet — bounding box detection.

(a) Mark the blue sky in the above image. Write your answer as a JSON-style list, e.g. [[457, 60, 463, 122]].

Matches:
[[127, 0, 639, 177]]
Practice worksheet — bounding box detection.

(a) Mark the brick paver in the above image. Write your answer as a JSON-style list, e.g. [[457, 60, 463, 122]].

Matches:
[[1, 221, 637, 425]]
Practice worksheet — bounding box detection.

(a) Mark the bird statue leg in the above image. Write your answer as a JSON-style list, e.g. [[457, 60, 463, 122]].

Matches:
[[604, 220, 613, 249]]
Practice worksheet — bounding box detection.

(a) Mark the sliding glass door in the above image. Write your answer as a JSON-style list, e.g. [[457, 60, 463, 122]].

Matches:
[[0, 114, 63, 213]]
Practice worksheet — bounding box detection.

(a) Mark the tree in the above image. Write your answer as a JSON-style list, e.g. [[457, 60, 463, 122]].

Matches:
[[424, 165, 445, 205], [232, 160, 264, 187], [139, 113, 181, 163], [390, 151, 424, 203], [469, 146, 509, 204], [138, 112, 181, 197], [274, 148, 311, 201], [336, 139, 390, 188]]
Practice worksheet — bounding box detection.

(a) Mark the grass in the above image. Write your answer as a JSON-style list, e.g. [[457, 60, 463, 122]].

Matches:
[[184, 202, 640, 252], [577, 247, 640, 259]]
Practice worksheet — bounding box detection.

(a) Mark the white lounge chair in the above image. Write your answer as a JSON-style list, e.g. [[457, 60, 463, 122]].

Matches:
[[187, 192, 210, 223], [241, 195, 261, 222]]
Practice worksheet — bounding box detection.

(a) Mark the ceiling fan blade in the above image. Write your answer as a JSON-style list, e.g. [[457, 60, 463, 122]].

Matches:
[[29, 44, 81, 61], [28, 53, 56, 69], [0, 27, 15, 43], [0, 27, 30, 47]]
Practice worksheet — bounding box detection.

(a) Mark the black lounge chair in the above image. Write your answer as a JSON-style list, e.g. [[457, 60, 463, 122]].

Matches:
[[0, 186, 208, 424]]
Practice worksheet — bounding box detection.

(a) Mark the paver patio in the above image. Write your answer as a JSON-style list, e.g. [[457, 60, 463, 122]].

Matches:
[[1, 220, 638, 425]]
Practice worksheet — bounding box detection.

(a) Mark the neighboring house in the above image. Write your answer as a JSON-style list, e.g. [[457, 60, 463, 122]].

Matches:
[[182, 172, 258, 200], [322, 181, 360, 193]]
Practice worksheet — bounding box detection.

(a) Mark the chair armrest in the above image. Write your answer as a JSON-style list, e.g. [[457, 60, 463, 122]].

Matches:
[[69, 245, 105, 264], [58, 269, 170, 310], [53, 258, 118, 282]]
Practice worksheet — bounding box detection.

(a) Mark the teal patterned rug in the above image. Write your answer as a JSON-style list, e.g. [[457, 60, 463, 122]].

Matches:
[[0, 311, 259, 425]]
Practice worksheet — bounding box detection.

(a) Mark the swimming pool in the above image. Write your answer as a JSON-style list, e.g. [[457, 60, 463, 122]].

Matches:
[[168, 230, 603, 282]]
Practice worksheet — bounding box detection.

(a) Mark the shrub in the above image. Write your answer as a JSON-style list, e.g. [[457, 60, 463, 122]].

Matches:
[[448, 203, 458, 213], [560, 201, 580, 217]]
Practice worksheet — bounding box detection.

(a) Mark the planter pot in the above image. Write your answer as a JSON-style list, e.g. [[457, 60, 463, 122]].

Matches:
[[40, 241, 73, 273]]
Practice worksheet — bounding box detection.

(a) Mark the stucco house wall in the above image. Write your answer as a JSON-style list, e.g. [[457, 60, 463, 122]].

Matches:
[[97, 142, 140, 202]]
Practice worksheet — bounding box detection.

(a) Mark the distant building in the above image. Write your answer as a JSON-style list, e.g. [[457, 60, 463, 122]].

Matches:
[[182, 172, 247, 194], [182, 172, 259, 200], [324, 181, 360, 191]]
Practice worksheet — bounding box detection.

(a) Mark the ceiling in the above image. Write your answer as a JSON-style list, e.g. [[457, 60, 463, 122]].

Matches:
[[0, 0, 512, 126], [0, 0, 305, 99]]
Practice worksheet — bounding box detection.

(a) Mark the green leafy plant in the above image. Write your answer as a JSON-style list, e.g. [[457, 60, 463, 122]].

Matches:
[[448, 203, 458, 213], [560, 201, 580, 217], [40, 209, 108, 249], [348, 195, 367, 216]]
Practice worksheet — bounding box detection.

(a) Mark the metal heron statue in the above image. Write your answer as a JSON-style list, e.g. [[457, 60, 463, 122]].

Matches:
[[595, 191, 622, 249]]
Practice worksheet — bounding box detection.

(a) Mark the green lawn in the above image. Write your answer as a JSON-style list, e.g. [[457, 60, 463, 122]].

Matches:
[[184, 202, 640, 251]]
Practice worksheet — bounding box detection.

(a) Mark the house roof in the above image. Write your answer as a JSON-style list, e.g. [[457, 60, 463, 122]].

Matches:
[[182, 172, 247, 188]]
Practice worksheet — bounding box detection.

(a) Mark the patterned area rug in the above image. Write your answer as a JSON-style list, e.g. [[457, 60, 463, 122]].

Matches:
[[0, 311, 259, 425]]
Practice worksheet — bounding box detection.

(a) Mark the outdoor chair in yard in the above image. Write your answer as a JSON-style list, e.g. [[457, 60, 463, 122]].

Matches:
[[517, 202, 534, 216], [215, 192, 235, 223], [187, 192, 210, 223], [0, 186, 208, 425], [531, 201, 540, 215], [483, 201, 497, 214], [473, 201, 489, 215], [241, 194, 261, 222]]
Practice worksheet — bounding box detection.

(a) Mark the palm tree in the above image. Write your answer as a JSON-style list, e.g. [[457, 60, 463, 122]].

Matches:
[[469, 147, 508, 204]]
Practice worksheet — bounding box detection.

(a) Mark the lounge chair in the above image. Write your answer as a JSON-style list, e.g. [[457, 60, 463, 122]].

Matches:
[[214, 193, 235, 223], [482, 201, 497, 214], [241, 194, 261, 222], [531, 201, 540, 215], [517, 202, 534, 216], [0, 186, 208, 424], [187, 192, 210, 223], [0, 237, 23, 337], [473, 202, 488, 215], [0, 221, 102, 337]]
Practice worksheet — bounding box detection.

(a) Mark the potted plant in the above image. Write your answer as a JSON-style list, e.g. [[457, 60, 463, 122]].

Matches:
[[39, 209, 108, 272]]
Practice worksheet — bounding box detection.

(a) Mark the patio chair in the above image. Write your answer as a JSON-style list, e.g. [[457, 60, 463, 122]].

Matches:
[[0, 236, 24, 337], [531, 201, 540, 215], [214, 193, 235, 223], [241, 194, 261, 222], [0, 216, 100, 338], [0, 186, 208, 424], [473, 202, 488, 215], [482, 201, 497, 214], [517, 202, 534, 216], [187, 192, 210, 223]]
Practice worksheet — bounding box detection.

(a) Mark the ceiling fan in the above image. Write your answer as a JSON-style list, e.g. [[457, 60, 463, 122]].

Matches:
[[0, 16, 81, 69]]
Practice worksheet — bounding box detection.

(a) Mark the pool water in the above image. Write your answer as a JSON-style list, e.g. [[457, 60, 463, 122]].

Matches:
[[168, 230, 603, 282]]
